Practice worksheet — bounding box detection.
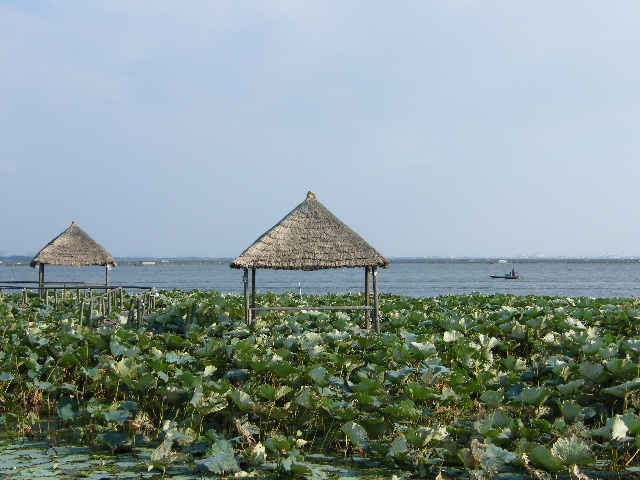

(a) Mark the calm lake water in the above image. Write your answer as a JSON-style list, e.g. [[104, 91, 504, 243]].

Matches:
[[2, 259, 640, 299]]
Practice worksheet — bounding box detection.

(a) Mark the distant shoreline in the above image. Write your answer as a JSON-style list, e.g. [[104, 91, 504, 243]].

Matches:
[[2, 256, 638, 267]]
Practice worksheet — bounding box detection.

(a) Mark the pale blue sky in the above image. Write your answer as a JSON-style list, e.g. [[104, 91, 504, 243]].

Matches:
[[1, 1, 639, 258]]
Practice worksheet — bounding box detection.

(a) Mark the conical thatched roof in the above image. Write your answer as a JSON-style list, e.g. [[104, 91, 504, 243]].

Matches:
[[231, 191, 390, 271], [30, 221, 117, 268]]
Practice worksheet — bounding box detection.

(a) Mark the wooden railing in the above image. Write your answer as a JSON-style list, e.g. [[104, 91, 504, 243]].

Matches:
[[0, 284, 158, 327]]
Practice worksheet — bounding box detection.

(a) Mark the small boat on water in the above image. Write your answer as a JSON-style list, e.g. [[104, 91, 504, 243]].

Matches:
[[490, 269, 523, 279]]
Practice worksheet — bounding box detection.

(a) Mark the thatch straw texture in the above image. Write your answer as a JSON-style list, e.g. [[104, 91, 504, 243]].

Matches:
[[231, 191, 390, 271], [30, 221, 117, 268]]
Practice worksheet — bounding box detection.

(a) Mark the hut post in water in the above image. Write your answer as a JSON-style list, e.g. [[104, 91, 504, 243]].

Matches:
[[251, 268, 257, 311], [364, 266, 371, 330], [243, 268, 251, 325], [38, 263, 45, 299], [372, 266, 380, 333]]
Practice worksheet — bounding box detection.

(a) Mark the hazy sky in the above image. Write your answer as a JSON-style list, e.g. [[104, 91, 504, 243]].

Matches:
[[2, 1, 639, 258]]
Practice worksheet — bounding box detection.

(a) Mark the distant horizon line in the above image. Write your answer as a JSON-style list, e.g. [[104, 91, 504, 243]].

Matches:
[[2, 254, 639, 262]]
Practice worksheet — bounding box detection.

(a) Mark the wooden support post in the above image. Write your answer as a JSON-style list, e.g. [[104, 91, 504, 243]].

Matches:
[[38, 264, 45, 299], [78, 301, 84, 326], [251, 268, 257, 310], [372, 266, 380, 333], [243, 269, 250, 325], [364, 266, 371, 330], [127, 300, 135, 324], [89, 297, 94, 327]]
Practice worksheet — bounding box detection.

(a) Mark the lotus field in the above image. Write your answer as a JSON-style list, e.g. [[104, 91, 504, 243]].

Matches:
[[2, 289, 640, 478]]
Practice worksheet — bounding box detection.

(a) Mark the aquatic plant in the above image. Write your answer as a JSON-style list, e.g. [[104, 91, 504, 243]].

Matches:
[[1, 289, 640, 478]]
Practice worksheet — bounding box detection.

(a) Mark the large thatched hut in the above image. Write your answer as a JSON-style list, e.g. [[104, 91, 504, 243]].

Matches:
[[231, 191, 390, 329], [31, 221, 117, 289]]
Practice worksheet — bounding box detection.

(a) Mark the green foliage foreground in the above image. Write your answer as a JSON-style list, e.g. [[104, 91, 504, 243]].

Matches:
[[2, 289, 640, 478]]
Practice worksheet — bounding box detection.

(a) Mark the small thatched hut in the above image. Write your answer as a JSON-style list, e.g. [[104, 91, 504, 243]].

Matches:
[[231, 191, 390, 329], [31, 221, 117, 289]]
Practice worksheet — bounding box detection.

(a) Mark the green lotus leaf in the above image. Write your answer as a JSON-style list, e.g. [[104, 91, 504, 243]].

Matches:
[[480, 390, 503, 409], [529, 445, 564, 471], [165, 351, 194, 364], [404, 425, 448, 447], [591, 415, 631, 441], [501, 356, 528, 372], [295, 387, 319, 408], [481, 444, 517, 472], [622, 339, 640, 354], [409, 340, 437, 358], [603, 378, 640, 398], [388, 435, 408, 458], [551, 437, 595, 466], [350, 377, 380, 393], [509, 323, 527, 340], [177, 371, 201, 388], [111, 358, 139, 379], [57, 347, 80, 367], [557, 379, 585, 394], [196, 439, 239, 475], [308, 366, 328, 387], [517, 386, 552, 407], [384, 398, 418, 419], [582, 337, 607, 356], [341, 421, 368, 447], [605, 358, 638, 380], [280, 449, 311, 474], [385, 366, 414, 383], [477, 334, 501, 349], [443, 331, 464, 342], [97, 431, 131, 449], [57, 396, 80, 421], [138, 373, 158, 390], [110, 340, 127, 357], [621, 412, 640, 435], [579, 362, 610, 383], [368, 442, 389, 457], [228, 390, 253, 411], [561, 400, 586, 422], [264, 435, 292, 452], [405, 381, 439, 401], [102, 409, 131, 425], [163, 385, 190, 404], [120, 401, 138, 411], [271, 362, 297, 378], [195, 340, 219, 357]]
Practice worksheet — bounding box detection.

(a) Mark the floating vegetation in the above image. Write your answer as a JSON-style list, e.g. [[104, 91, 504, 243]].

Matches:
[[1, 289, 640, 478]]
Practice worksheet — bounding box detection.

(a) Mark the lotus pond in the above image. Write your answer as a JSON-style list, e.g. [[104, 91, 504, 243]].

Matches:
[[2, 290, 640, 479]]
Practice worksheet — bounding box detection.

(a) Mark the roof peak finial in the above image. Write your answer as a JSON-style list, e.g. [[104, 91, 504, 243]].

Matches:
[[71, 220, 78, 226], [306, 191, 317, 200]]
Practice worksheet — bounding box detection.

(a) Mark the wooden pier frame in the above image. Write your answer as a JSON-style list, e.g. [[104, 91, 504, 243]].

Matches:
[[242, 265, 382, 332], [37, 263, 111, 298]]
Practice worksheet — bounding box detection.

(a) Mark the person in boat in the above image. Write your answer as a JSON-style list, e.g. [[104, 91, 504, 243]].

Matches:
[[511, 269, 516, 277]]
